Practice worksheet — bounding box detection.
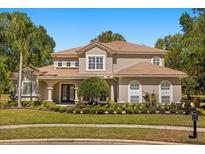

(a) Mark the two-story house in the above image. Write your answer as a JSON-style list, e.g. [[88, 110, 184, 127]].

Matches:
[[12, 41, 187, 104]]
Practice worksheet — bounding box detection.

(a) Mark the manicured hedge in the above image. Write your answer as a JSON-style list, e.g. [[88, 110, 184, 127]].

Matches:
[[0, 100, 203, 115]]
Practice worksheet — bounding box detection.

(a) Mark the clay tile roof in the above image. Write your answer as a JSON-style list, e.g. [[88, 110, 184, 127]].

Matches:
[[51, 41, 166, 57], [51, 47, 83, 57], [102, 41, 167, 54], [38, 65, 113, 78], [116, 62, 187, 77], [38, 65, 79, 77]]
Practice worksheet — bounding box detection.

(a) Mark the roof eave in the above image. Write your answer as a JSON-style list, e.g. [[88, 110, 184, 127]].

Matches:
[[115, 74, 188, 78]]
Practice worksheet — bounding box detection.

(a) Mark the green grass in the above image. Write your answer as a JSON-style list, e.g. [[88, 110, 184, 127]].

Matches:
[[0, 127, 204, 144], [0, 109, 205, 127]]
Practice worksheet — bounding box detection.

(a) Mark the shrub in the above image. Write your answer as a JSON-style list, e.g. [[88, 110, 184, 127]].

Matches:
[[125, 102, 129, 107], [21, 101, 33, 107], [77, 103, 87, 108], [45, 102, 56, 110], [108, 100, 115, 108], [170, 108, 177, 114], [90, 108, 97, 114], [159, 107, 165, 114], [38, 104, 46, 110], [82, 107, 91, 114], [50, 105, 59, 112], [164, 104, 170, 111], [182, 100, 192, 114], [59, 106, 67, 113], [67, 107, 75, 113], [141, 106, 148, 114], [0, 101, 9, 109], [97, 106, 106, 114], [42, 100, 49, 106], [74, 108, 81, 114], [7, 100, 17, 107], [107, 107, 115, 114], [116, 108, 122, 114], [149, 106, 156, 114], [125, 107, 134, 114], [134, 108, 140, 114]]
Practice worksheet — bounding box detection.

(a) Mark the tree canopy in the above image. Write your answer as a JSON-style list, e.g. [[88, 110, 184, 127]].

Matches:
[[78, 77, 110, 102], [91, 30, 126, 43], [0, 12, 55, 71], [0, 12, 55, 96], [155, 9, 205, 94]]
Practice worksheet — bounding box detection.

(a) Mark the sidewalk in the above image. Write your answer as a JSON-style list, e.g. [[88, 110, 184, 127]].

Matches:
[[0, 123, 205, 132], [0, 138, 184, 145]]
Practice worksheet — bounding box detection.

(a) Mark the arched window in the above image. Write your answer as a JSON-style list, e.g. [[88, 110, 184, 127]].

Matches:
[[160, 80, 172, 103], [151, 56, 161, 66], [128, 80, 141, 103]]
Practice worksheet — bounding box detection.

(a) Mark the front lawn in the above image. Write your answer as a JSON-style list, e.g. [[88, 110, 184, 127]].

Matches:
[[0, 127, 204, 144], [0, 109, 205, 127]]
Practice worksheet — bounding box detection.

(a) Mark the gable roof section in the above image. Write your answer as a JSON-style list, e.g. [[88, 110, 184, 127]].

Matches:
[[116, 62, 187, 77], [51, 41, 167, 57], [77, 41, 114, 55], [102, 41, 167, 54], [51, 47, 82, 58]]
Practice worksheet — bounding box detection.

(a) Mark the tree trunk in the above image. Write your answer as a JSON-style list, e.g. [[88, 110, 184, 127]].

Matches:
[[17, 52, 23, 108]]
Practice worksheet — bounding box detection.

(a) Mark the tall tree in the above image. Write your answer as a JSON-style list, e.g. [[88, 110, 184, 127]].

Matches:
[[155, 9, 205, 94], [91, 30, 126, 43], [0, 12, 55, 107], [0, 55, 12, 99]]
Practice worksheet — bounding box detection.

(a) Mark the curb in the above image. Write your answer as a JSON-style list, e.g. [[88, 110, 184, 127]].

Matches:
[[0, 138, 185, 145]]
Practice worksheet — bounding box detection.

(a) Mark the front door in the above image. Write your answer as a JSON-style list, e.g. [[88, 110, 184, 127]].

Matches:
[[61, 84, 75, 102]]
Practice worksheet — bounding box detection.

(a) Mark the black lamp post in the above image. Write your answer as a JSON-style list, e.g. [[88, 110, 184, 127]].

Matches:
[[189, 109, 198, 139]]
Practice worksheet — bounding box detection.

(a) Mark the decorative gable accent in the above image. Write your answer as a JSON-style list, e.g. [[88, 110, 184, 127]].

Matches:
[[77, 41, 114, 56]]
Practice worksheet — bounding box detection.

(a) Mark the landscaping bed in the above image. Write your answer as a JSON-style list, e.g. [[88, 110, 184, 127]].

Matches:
[[0, 100, 199, 115]]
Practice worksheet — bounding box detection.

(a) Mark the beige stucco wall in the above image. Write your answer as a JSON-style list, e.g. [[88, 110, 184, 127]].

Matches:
[[113, 54, 164, 73], [38, 81, 48, 101], [79, 47, 113, 74], [118, 77, 181, 103]]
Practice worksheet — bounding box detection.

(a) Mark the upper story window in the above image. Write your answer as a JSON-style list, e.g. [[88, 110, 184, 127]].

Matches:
[[66, 61, 70, 67], [55, 60, 79, 68], [58, 61, 62, 67], [86, 55, 105, 71], [151, 57, 161, 66]]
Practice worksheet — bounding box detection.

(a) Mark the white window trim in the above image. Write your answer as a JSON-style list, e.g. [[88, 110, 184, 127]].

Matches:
[[128, 80, 142, 103], [86, 54, 106, 71], [22, 81, 37, 96], [151, 56, 162, 66], [159, 80, 173, 103], [54, 60, 79, 68]]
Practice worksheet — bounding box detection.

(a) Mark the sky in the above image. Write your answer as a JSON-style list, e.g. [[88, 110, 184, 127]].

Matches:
[[0, 8, 193, 52]]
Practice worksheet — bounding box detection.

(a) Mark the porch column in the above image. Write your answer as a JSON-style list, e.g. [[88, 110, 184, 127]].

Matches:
[[110, 80, 115, 101], [47, 86, 53, 102], [74, 87, 79, 103]]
